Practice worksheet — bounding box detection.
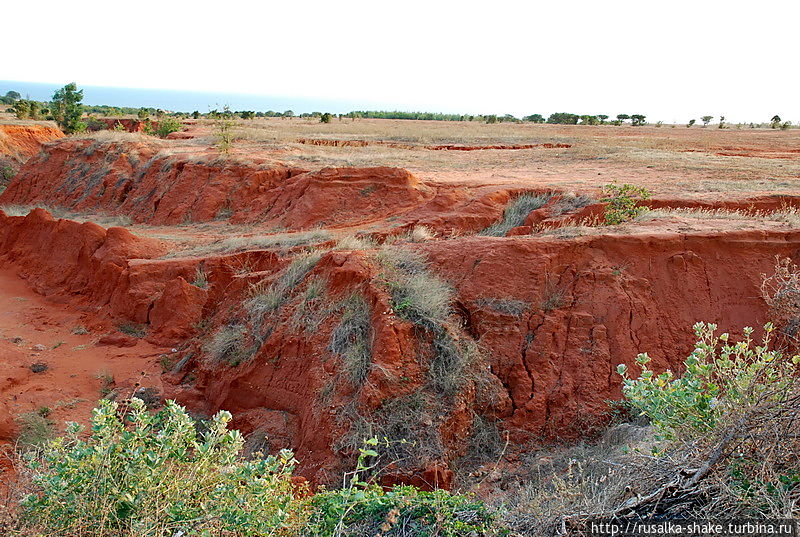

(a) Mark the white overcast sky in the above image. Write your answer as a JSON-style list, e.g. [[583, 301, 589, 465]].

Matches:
[[4, 0, 799, 123]]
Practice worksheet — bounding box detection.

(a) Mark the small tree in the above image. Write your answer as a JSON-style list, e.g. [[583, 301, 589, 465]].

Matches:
[[320, 112, 332, 123], [598, 114, 609, 124], [718, 115, 726, 129], [616, 113, 630, 124], [213, 105, 236, 154], [771, 115, 782, 129], [12, 99, 31, 119], [523, 113, 545, 123], [701, 115, 713, 127], [51, 83, 85, 134], [191, 110, 200, 119], [630, 114, 646, 126], [687, 119, 696, 128]]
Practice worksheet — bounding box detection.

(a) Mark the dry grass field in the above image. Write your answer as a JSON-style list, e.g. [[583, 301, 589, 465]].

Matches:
[[187, 117, 800, 199]]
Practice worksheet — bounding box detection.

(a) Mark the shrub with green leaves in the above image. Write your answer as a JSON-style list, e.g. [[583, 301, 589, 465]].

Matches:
[[617, 322, 800, 516], [51, 82, 86, 134], [309, 438, 499, 536], [618, 322, 800, 440], [310, 484, 499, 536], [17, 400, 503, 536], [602, 183, 650, 225], [154, 117, 183, 138], [20, 398, 308, 536]]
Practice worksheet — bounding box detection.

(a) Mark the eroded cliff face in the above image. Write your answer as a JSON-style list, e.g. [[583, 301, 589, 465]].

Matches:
[[0, 138, 531, 234], [423, 232, 795, 437], [2, 136, 798, 488], [3, 204, 795, 487], [0, 124, 64, 162], [0, 124, 64, 188]]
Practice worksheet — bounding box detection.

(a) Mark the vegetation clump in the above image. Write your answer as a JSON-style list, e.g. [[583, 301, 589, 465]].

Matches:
[[616, 320, 800, 517], [19, 398, 309, 536], [205, 322, 249, 365], [602, 183, 651, 224], [479, 193, 551, 237], [154, 117, 182, 138], [51, 83, 86, 134], [330, 293, 373, 386], [212, 105, 236, 154], [13, 398, 501, 536], [245, 250, 324, 326]]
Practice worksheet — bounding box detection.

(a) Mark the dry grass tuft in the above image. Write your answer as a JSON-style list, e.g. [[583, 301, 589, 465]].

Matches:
[[205, 323, 249, 365], [163, 230, 332, 258], [480, 193, 552, 237]]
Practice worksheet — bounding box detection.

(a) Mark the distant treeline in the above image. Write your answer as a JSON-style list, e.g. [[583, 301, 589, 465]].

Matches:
[[3, 87, 793, 129]]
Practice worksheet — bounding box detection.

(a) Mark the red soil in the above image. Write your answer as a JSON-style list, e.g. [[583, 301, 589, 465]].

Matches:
[[0, 125, 64, 161], [296, 138, 571, 151], [0, 138, 527, 233], [88, 118, 160, 133], [2, 132, 800, 488], [2, 203, 797, 486]]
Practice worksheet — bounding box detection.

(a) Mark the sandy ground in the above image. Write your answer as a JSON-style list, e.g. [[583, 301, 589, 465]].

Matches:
[[0, 268, 167, 441]]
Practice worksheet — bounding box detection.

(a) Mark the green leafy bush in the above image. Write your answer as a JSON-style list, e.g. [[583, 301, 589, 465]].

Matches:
[[602, 183, 650, 224], [17, 400, 503, 536], [618, 322, 799, 440], [154, 117, 182, 138], [311, 484, 498, 536], [21, 398, 308, 536], [51, 83, 86, 134], [309, 437, 499, 536], [617, 321, 800, 516]]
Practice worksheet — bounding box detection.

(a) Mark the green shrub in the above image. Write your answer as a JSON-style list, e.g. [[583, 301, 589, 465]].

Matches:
[[479, 193, 551, 237], [617, 321, 800, 517], [309, 437, 498, 536], [154, 117, 182, 138], [213, 105, 236, 154], [20, 398, 308, 536], [601, 183, 650, 224], [51, 83, 86, 134], [310, 484, 499, 536], [17, 400, 503, 536], [618, 322, 799, 440]]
